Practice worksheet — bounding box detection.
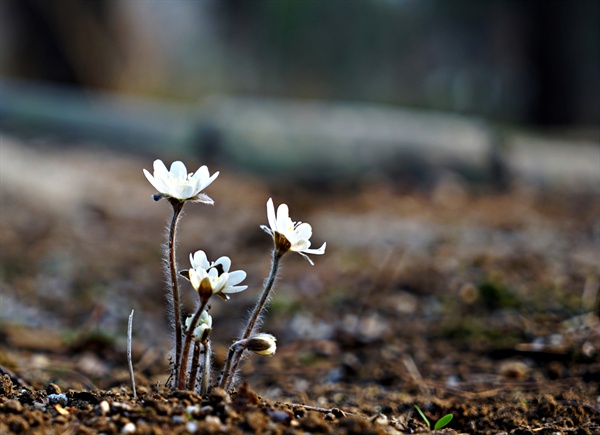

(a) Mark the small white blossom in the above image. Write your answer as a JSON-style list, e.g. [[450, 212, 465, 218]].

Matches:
[[143, 159, 219, 202], [185, 311, 212, 342], [186, 250, 247, 300], [260, 198, 326, 265], [247, 333, 277, 356]]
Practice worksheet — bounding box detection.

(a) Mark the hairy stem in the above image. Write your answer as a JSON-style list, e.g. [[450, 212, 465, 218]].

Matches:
[[223, 346, 245, 391], [188, 342, 201, 391], [218, 343, 240, 391], [200, 340, 211, 395], [177, 301, 208, 389], [243, 250, 281, 340], [219, 250, 281, 389], [167, 201, 184, 386]]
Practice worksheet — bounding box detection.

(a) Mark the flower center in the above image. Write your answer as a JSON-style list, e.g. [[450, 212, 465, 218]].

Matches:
[[169, 172, 192, 186]]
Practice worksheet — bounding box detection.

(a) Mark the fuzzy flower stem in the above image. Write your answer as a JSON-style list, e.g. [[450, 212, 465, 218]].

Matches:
[[177, 300, 208, 389], [243, 250, 282, 340], [219, 250, 282, 389], [167, 200, 185, 386], [200, 340, 211, 395], [218, 341, 243, 391], [223, 345, 248, 391], [188, 342, 201, 391]]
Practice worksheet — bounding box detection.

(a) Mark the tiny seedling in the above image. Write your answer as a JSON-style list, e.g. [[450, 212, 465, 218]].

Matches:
[[414, 405, 453, 431]]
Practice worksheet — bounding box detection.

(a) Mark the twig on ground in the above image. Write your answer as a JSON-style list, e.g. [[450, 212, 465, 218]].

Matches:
[[127, 309, 137, 400]]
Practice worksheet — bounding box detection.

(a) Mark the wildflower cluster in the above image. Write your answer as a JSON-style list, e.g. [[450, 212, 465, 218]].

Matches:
[[143, 159, 325, 392]]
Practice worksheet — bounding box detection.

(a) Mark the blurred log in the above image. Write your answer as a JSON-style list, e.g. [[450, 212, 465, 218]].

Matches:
[[1, 78, 598, 189]]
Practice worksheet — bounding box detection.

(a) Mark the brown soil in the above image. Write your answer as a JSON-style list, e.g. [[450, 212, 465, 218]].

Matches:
[[1, 139, 599, 434]]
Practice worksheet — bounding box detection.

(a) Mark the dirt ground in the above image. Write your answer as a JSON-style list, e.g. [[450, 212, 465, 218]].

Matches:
[[1, 137, 599, 434]]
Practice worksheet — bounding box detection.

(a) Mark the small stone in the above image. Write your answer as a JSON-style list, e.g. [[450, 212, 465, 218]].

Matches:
[[48, 393, 69, 406], [121, 422, 136, 434], [99, 400, 110, 415], [2, 399, 23, 413], [46, 383, 61, 395]]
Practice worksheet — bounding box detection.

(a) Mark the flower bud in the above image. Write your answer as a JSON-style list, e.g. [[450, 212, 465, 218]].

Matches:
[[185, 311, 213, 343], [247, 333, 277, 356]]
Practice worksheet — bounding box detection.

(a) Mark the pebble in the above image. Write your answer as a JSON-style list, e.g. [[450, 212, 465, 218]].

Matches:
[[48, 394, 68, 406], [99, 400, 110, 415], [171, 415, 186, 424], [186, 421, 198, 433], [186, 405, 201, 416], [121, 422, 136, 433]]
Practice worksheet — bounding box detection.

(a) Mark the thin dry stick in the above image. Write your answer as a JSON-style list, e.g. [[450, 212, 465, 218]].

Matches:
[[402, 355, 430, 397], [167, 200, 184, 384], [127, 309, 137, 400]]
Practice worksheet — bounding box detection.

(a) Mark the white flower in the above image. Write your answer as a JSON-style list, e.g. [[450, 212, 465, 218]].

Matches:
[[185, 311, 212, 342], [260, 198, 326, 265], [143, 159, 219, 202], [247, 333, 277, 356], [187, 250, 247, 300]]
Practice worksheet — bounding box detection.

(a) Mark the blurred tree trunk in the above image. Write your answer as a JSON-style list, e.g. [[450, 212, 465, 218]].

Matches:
[[525, 0, 599, 126]]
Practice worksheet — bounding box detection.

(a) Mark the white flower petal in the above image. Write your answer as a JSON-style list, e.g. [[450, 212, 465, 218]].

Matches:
[[260, 225, 274, 236], [294, 223, 313, 241], [192, 165, 209, 182], [189, 269, 203, 290], [198, 170, 219, 191], [191, 193, 214, 204], [227, 270, 247, 286], [266, 198, 277, 232], [169, 161, 188, 179], [291, 239, 310, 252], [191, 251, 210, 270], [297, 252, 315, 265], [143, 169, 165, 193], [302, 242, 326, 255], [223, 284, 248, 294], [153, 159, 169, 178], [213, 256, 232, 273], [211, 274, 228, 294], [276, 203, 290, 232], [144, 160, 218, 201], [172, 184, 197, 200]]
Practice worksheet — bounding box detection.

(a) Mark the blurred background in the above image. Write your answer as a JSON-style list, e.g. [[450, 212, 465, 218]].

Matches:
[[0, 0, 599, 395], [0, 0, 599, 187]]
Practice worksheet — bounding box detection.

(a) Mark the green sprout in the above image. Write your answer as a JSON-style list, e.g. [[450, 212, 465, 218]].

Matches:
[[414, 405, 453, 431]]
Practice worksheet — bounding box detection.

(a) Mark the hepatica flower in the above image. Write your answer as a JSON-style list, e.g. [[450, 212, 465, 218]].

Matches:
[[260, 198, 326, 265], [183, 250, 247, 301], [143, 159, 219, 203], [185, 311, 212, 343]]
